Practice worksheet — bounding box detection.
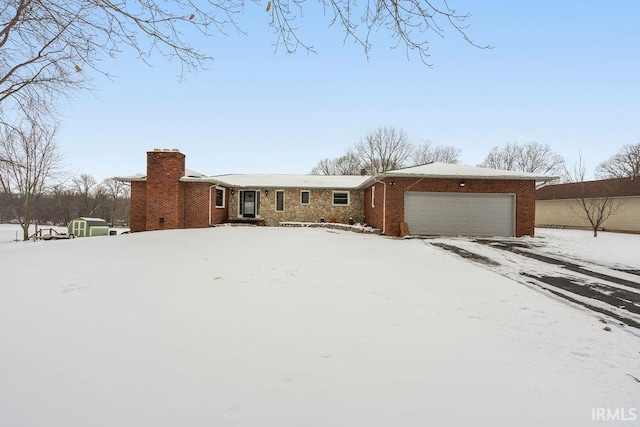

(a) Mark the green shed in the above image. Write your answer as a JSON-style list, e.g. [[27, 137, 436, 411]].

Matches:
[[68, 217, 109, 237]]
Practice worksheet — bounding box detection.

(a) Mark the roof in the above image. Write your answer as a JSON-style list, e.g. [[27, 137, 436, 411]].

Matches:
[[115, 169, 205, 183], [536, 177, 640, 200], [116, 162, 556, 188], [73, 217, 109, 226], [184, 174, 372, 189], [115, 173, 146, 182], [380, 162, 556, 181]]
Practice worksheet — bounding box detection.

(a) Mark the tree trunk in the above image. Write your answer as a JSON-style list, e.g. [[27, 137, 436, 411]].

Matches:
[[593, 227, 598, 237], [21, 223, 29, 241]]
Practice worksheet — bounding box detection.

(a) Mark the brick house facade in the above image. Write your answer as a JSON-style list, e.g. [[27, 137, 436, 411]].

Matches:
[[118, 149, 551, 237], [364, 177, 536, 237]]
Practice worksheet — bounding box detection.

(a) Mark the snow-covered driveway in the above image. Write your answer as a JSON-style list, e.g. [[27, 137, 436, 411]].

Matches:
[[1, 226, 638, 427], [427, 229, 640, 332]]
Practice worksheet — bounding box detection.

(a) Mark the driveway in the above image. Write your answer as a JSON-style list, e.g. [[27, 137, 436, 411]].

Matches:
[[426, 236, 640, 331]]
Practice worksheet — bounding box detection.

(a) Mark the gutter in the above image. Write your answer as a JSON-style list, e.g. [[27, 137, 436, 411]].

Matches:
[[208, 185, 215, 226], [371, 176, 387, 235]]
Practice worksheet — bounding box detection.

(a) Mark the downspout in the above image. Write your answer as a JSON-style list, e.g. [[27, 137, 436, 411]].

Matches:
[[371, 176, 387, 235], [208, 185, 215, 226]]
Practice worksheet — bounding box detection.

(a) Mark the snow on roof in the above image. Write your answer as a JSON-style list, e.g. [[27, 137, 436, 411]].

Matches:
[[114, 173, 146, 182], [184, 169, 207, 178], [115, 169, 205, 183], [118, 163, 554, 186], [201, 174, 372, 189], [77, 217, 109, 226], [381, 162, 556, 181]]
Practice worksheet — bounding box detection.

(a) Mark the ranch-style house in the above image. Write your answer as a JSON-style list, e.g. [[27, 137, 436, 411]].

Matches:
[[117, 149, 554, 237]]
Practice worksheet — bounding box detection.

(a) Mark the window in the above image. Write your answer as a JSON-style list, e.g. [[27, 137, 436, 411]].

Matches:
[[332, 191, 349, 206], [275, 190, 285, 212], [371, 186, 375, 208], [300, 190, 310, 205], [215, 188, 225, 208]]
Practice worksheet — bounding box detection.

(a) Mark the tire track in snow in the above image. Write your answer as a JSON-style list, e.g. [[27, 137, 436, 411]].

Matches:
[[429, 239, 640, 330]]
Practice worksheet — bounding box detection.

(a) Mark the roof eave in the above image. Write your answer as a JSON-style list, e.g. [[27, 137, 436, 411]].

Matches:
[[376, 172, 557, 181], [114, 176, 146, 182]]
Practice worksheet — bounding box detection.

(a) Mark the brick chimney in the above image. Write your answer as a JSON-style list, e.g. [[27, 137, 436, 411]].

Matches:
[[145, 149, 185, 231]]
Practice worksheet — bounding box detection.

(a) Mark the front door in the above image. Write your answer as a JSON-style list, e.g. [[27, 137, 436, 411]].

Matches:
[[243, 191, 256, 218]]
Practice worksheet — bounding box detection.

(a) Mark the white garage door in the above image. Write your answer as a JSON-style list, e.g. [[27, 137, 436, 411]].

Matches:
[[405, 192, 515, 237]]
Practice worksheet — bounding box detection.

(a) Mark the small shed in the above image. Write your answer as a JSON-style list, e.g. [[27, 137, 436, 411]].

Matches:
[[68, 217, 109, 237]]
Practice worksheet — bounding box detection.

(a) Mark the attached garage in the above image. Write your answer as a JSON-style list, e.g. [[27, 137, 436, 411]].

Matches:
[[363, 162, 555, 237], [405, 192, 515, 236]]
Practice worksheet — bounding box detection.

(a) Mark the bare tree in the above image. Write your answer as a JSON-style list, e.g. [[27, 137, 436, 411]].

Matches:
[[50, 183, 76, 225], [596, 143, 640, 179], [481, 142, 521, 171], [100, 176, 126, 224], [564, 155, 624, 237], [0, 1, 488, 113], [481, 142, 565, 175], [413, 141, 461, 164], [72, 173, 104, 216], [348, 126, 413, 174], [311, 153, 361, 175], [0, 116, 61, 240]]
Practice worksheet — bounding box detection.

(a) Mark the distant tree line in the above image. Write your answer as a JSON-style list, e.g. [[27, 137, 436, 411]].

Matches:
[[0, 173, 130, 230], [311, 126, 462, 175], [311, 126, 640, 183]]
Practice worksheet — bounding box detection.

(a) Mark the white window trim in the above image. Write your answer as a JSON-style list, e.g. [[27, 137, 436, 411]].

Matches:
[[215, 186, 225, 208], [275, 190, 285, 212], [300, 190, 310, 205], [332, 191, 350, 206], [371, 186, 375, 208]]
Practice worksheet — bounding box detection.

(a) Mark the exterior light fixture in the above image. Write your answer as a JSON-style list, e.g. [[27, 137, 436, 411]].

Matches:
[[459, 181, 466, 187]]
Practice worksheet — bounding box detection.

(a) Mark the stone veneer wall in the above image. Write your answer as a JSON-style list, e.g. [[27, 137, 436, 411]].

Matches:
[[227, 188, 365, 226], [364, 177, 536, 237]]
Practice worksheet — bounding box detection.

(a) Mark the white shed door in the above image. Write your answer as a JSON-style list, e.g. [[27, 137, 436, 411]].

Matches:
[[404, 192, 515, 237]]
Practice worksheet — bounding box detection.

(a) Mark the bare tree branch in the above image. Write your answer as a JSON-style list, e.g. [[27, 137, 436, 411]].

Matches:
[[0, 112, 62, 240], [348, 126, 413, 174], [413, 140, 460, 164], [596, 142, 640, 179], [310, 153, 361, 175], [564, 154, 624, 237], [480, 141, 564, 187], [1, 0, 487, 113]]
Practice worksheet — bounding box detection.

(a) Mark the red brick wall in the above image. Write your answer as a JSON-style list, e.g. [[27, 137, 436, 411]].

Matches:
[[210, 187, 229, 225], [130, 181, 147, 232], [364, 183, 385, 231], [364, 177, 536, 237], [184, 183, 229, 228], [145, 150, 185, 231]]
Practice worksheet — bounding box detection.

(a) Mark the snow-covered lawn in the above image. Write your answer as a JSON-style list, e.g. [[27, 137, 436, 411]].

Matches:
[[1, 226, 639, 426], [534, 228, 640, 269], [0, 224, 69, 243]]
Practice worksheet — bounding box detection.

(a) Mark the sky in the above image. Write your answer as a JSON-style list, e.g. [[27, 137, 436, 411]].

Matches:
[[56, 0, 640, 182]]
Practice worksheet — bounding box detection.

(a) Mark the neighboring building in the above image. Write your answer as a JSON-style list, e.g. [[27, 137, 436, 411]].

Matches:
[[68, 217, 110, 237], [117, 149, 553, 237], [536, 177, 640, 233]]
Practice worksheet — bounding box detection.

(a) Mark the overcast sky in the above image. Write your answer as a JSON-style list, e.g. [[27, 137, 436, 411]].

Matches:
[[57, 0, 639, 181]]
